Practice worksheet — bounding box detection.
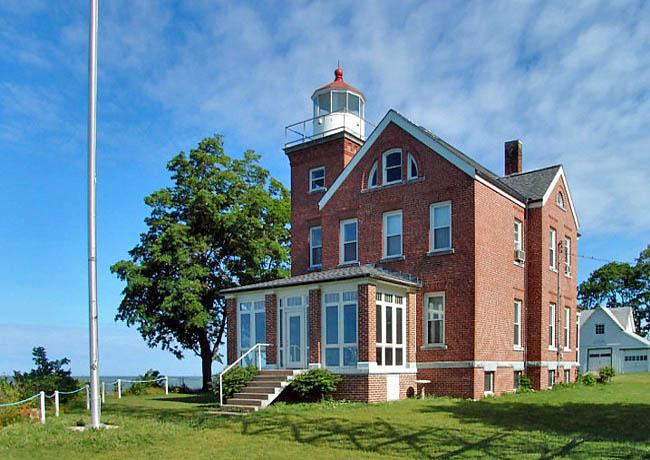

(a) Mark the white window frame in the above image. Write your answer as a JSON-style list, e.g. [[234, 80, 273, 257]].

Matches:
[[548, 370, 555, 388], [407, 152, 418, 180], [339, 218, 358, 264], [309, 226, 322, 269], [564, 369, 570, 383], [368, 161, 378, 189], [549, 228, 557, 271], [309, 166, 325, 192], [556, 191, 565, 209], [576, 316, 580, 349], [549, 303, 556, 350], [424, 292, 445, 346], [322, 290, 358, 368], [383, 210, 403, 258], [514, 219, 523, 252], [382, 149, 402, 186], [514, 300, 522, 350], [429, 201, 452, 252], [564, 306, 570, 351], [484, 371, 494, 396], [375, 292, 407, 368], [564, 237, 571, 277]]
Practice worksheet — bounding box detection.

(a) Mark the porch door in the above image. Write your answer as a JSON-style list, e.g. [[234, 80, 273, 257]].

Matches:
[[286, 310, 305, 369]]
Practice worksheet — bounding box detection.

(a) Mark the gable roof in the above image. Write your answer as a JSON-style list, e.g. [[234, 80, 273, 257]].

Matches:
[[317, 109, 579, 229], [580, 306, 650, 346], [221, 264, 421, 294]]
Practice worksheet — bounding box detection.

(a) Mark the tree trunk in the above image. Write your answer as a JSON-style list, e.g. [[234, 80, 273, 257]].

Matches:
[[199, 336, 213, 392]]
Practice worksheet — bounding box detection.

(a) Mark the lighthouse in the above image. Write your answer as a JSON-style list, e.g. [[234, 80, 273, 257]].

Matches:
[[310, 67, 366, 140]]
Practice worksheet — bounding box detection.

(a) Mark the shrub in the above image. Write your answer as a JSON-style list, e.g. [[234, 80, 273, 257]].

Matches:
[[290, 369, 341, 402], [598, 366, 615, 384], [516, 375, 533, 393], [213, 363, 259, 401], [126, 369, 163, 395], [577, 373, 596, 386], [12, 347, 80, 401]]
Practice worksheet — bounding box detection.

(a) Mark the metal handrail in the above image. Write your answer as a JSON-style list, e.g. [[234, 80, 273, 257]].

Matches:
[[284, 111, 376, 147], [218, 343, 270, 406]]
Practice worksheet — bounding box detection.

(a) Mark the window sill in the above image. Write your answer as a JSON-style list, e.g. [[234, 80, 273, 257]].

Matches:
[[484, 391, 495, 397], [337, 261, 360, 268], [421, 344, 447, 350], [548, 346, 558, 352], [513, 346, 524, 352], [513, 261, 524, 267], [427, 248, 454, 257], [563, 347, 572, 352], [380, 255, 405, 263], [549, 267, 558, 273], [564, 273, 572, 279], [307, 266, 322, 272], [308, 187, 327, 195]]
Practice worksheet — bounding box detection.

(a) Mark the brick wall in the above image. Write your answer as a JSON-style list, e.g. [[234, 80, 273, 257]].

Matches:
[[417, 368, 477, 399], [265, 294, 277, 365], [308, 289, 321, 364], [358, 283, 376, 363], [226, 297, 237, 365], [406, 292, 417, 363]]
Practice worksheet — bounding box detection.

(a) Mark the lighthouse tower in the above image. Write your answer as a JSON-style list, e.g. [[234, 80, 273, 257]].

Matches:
[[311, 67, 366, 140]]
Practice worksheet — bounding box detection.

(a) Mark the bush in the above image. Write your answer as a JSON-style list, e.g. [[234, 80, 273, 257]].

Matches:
[[516, 374, 533, 393], [213, 363, 259, 401], [12, 347, 80, 401], [290, 369, 341, 402], [126, 369, 163, 395], [598, 366, 615, 384], [577, 373, 596, 386]]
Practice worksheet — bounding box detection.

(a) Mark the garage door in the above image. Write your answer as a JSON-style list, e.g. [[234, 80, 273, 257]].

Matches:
[[623, 350, 649, 373], [588, 349, 612, 372]]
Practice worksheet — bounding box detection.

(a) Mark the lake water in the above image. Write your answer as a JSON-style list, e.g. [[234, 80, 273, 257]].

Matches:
[[2, 375, 204, 391]]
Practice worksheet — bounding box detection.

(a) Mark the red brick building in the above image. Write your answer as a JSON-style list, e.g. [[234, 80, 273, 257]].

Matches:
[[222, 69, 580, 401]]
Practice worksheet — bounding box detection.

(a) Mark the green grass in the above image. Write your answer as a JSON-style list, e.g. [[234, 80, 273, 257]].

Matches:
[[1, 374, 650, 459]]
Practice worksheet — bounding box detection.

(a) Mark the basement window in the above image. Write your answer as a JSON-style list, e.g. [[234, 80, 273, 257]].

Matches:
[[484, 371, 494, 395]]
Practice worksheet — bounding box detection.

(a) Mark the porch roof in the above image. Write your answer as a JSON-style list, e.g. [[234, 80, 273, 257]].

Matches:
[[220, 264, 421, 294]]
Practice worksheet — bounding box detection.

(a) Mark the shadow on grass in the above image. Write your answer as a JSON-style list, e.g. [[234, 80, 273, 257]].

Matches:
[[154, 393, 215, 405], [420, 400, 650, 443]]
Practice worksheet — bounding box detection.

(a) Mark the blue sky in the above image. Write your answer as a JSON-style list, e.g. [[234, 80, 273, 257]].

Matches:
[[1, 1, 649, 376]]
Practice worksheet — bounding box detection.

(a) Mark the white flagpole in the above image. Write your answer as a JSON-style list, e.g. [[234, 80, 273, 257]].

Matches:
[[87, 0, 101, 429]]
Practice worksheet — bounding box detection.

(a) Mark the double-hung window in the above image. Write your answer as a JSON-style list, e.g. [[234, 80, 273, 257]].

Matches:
[[564, 237, 571, 276], [564, 307, 570, 350], [309, 167, 325, 192], [309, 226, 322, 268], [340, 219, 358, 264], [549, 228, 557, 270], [424, 293, 445, 345], [375, 293, 406, 366], [549, 303, 556, 349], [430, 202, 452, 251], [514, 219, 522, 251], [383, 210, 402, 258], [383, 150, 402, 185], [514, 300, 522, 349], [324, 291, 358, 367]]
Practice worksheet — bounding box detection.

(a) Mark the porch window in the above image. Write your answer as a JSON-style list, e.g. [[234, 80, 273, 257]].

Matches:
[[239, 300, 266, 362], [310, 226, 322, 268], [376, 292, 406, 366], [323, 291, 358, 367], [424, 292, 445, 345]]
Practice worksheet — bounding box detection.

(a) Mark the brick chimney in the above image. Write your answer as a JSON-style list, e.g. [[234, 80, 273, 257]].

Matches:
[[504, 140, 522, 175]]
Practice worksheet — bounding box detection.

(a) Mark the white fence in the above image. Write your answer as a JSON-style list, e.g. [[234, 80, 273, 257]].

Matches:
[[0, 376, 169, 424]]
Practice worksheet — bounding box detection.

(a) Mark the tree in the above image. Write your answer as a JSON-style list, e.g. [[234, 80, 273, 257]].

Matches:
[[111, 135, 290, 390], [12, 347, 79, 398], [578, 245, 650, 336]]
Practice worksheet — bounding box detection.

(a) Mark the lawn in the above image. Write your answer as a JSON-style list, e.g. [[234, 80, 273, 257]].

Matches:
[[1, 373, 649, 459]]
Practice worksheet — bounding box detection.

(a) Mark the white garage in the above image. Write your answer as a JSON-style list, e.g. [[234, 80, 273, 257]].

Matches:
[[579, 306, 650, 374], [587, 348, 612, 372], [623, 349, 649, 373]]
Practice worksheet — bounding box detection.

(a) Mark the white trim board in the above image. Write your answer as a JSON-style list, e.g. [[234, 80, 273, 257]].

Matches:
[[541, 167, 580, 230]]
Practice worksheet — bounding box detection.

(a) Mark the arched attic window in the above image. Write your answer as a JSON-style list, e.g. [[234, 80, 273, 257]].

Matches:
[[407, 152, 418, 180], [556, 191, 565, 209], [368, 161, 378, 189]]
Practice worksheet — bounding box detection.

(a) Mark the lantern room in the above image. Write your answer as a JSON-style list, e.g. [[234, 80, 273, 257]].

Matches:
[[311, 67, 366, 140]]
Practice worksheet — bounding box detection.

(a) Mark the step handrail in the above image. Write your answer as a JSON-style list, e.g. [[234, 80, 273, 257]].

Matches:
[[218, 343, 270, 406]]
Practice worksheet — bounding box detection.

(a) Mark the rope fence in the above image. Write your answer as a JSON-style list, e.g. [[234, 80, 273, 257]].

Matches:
[[0, 375, 169, 424]]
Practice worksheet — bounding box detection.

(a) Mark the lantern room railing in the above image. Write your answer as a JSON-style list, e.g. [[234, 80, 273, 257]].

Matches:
[[285, 110, 375, 148]]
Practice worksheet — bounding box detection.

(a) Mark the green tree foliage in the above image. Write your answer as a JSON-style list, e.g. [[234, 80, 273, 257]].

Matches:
[[111, 135, 290, 390], [578, 245, 650, 336], [213, 363, 259, 401], [12, 347, 79, 398], [126, 369, 163, 395]]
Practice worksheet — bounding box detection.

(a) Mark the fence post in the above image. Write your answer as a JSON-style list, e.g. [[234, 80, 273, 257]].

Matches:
[[85, 385, 90, 410], [54, 391, 59, 417], [39, 391, 46, 424], [117, 379, 121, 399], [165, 376, 169, 395], [101, 381, 105, 403]]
